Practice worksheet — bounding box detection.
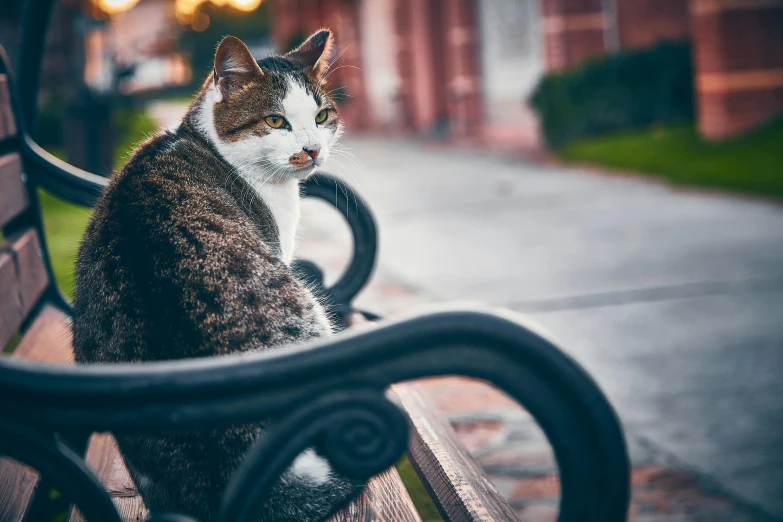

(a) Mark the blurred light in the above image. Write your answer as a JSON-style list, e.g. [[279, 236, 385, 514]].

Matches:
[[191, 12, 210, 32], [175, 0, 263, 24], [96, 0, 140, 14], [228, 0, 262, 12]]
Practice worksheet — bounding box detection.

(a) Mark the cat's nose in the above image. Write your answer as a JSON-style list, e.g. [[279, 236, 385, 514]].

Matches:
[[303, 147, 320, 160]]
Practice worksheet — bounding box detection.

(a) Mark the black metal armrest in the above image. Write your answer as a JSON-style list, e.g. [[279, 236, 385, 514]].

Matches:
[[21, 136, 108, 205], [0, 307, 629, 522]]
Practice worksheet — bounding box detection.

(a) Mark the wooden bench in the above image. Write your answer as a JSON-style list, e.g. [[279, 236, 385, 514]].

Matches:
[[0, 6, 631, 513], [0, 60, 522, 521]]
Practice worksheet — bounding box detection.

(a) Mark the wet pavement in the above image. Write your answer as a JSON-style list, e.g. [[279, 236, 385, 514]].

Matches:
[[149, 104, 783, 519], [304, 136, 783, 520]]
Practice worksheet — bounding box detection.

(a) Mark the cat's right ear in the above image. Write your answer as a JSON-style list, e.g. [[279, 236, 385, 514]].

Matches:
[[213, 36, 263, 100]]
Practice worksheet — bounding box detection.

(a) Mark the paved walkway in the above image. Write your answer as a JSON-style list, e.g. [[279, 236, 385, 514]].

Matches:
[[297, 136, 783, 521], [149, 105, 783, 520]]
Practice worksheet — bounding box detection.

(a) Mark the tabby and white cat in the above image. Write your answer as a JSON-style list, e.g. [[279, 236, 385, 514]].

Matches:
[[72, 31, 364, 521]]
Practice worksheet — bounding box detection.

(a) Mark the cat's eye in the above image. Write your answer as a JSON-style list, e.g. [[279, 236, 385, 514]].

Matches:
[[265, 115, 286, 129], [315, 109, 329, 124]]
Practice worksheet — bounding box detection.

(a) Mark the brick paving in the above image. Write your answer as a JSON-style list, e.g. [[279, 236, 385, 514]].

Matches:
[[310, 259, 774, 522], [419, 376, 772, 522], [295, 211, 772, 521]]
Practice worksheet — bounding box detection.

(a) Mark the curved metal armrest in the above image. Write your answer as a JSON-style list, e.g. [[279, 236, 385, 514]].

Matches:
[[21, 135, 109, 205], [0, 307, 630, 522]]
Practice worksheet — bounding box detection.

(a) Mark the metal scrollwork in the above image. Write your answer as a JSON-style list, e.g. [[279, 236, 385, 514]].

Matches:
[[219, 390, 408, 522], [0, 422, 122, 522], [320, 392, 409, 479]]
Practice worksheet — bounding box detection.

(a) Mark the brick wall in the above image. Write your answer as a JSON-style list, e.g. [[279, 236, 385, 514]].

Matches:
[[691, 0, 783, 139], [268, 0, 370, 130], [440, 0, 482, 139], [541, 0, 606, 70], [616, 0, 690, 49]]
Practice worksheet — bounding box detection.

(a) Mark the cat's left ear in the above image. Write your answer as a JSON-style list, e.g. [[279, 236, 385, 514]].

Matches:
[[213, 36, 263, 99], [285, 29, 334, 79]]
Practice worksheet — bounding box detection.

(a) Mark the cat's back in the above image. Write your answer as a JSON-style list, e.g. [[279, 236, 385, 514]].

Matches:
[[72, 128, 292, 364], [73, 126, 330, 366]]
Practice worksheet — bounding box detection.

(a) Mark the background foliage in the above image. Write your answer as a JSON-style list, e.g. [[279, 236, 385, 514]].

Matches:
[[530, 41, 695, 148]]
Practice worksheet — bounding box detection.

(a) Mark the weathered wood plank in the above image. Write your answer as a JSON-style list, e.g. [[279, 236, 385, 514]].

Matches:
[[0, 306, 73, 522], [0, 154, 28, 228], [12, 304, 73, 363], [68, 433, 148, 522], [9, 230, 48, 317], [0, 75, 15, 139], [391, 383, 519, 522], [0, 250, 23, 349], [0, 310, 432, 522], [69, 441, 422, 522], [0, 458, 37, 522], [329, 466, 423, 522]]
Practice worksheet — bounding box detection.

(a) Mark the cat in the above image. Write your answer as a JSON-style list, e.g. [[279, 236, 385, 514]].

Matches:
[[72, 30, 365, 521]]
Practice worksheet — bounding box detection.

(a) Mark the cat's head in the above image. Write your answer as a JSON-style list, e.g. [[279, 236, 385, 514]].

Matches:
[[195, 30, 340, 182]]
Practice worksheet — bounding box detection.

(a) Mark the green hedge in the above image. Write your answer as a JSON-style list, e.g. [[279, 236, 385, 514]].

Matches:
[[529, 41, 695, 148]]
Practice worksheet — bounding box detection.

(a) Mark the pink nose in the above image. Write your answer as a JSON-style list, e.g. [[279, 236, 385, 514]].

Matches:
[[304, 147, 319, 159]]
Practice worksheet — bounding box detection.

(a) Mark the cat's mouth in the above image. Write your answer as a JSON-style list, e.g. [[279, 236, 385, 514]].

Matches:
[[286, 163, 318, 180]]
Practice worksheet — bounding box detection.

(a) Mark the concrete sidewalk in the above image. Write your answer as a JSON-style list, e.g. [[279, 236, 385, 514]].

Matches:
[[297, 136, 783, 521], [148, 103, 783, 519]]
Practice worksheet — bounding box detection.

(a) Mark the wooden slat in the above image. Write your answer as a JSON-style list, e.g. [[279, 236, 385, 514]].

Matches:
[[9, 230, 48, 317], [0, 458, 37, 522], [12, 305, 73, 363], [68, 434, 148, 522], [0, 155, 28, 230], [391, 384, 519, 522], [68, 438, 422, 522], [0, 308, 422, 522], [0, 306, 73, 522], [0, 229, 49, 349], [330, 466, 423, 522], [0, 250, 22, 349], [0, 75, 15, 139]]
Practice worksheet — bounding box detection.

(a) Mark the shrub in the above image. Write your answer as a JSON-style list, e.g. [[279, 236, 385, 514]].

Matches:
[[529, 41, 695, 148]]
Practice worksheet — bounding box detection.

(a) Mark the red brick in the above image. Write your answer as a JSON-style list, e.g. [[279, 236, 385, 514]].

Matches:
[[692, 3, 783, 138], [542, 0, 603, 17], [693, 7, 783, 73], [513, 502, 558, 522], [545, 29, 605, 70], [616, 0, 690, 49], [509, 475, 561, 501], [416, 376, 521, 414], [451, 419, 507, 452]]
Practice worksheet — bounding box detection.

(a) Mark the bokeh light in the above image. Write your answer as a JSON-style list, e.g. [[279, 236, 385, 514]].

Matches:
[[95, 0, 141, 15], [174, 0, 263, 26]]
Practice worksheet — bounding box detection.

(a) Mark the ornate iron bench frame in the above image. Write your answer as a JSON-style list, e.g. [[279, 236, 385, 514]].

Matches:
[[0, 1, 631, 520]]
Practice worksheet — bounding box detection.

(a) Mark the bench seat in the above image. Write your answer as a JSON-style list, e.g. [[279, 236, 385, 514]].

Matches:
[[0, 306, 425, 522]]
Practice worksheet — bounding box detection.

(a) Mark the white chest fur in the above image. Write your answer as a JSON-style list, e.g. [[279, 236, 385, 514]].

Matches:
[[195, 91, 302, 265], [251, 178, 301, 264]]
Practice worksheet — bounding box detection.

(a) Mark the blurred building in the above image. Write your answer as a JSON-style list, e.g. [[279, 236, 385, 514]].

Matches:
[[544, 0, 783, 140], [269, 0, 783, 144], [270, 0, 543, 148], [84, 0, 191, 93]]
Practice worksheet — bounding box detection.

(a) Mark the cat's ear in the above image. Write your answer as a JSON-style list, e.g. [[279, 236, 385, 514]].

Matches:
[[285, 29, 334, 79], [213, 36, 263, 99]]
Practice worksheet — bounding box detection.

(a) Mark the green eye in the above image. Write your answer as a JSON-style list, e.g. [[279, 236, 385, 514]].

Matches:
[[315, 109, 329, 124], [265, 115, 286, 129]]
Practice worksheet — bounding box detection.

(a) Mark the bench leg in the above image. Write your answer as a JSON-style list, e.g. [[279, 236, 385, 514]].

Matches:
[[22, 431, 91, 522]]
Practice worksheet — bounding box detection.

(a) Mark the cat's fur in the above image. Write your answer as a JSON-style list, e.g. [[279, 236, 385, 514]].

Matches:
[[72, 31, 364, 521]]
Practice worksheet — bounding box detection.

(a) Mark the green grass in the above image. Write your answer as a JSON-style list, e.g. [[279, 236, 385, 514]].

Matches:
[[38, 104, 156, 299], [558, 117, 783, 199], [113, 105, 158, 169], [38, 189, 92, 300]]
